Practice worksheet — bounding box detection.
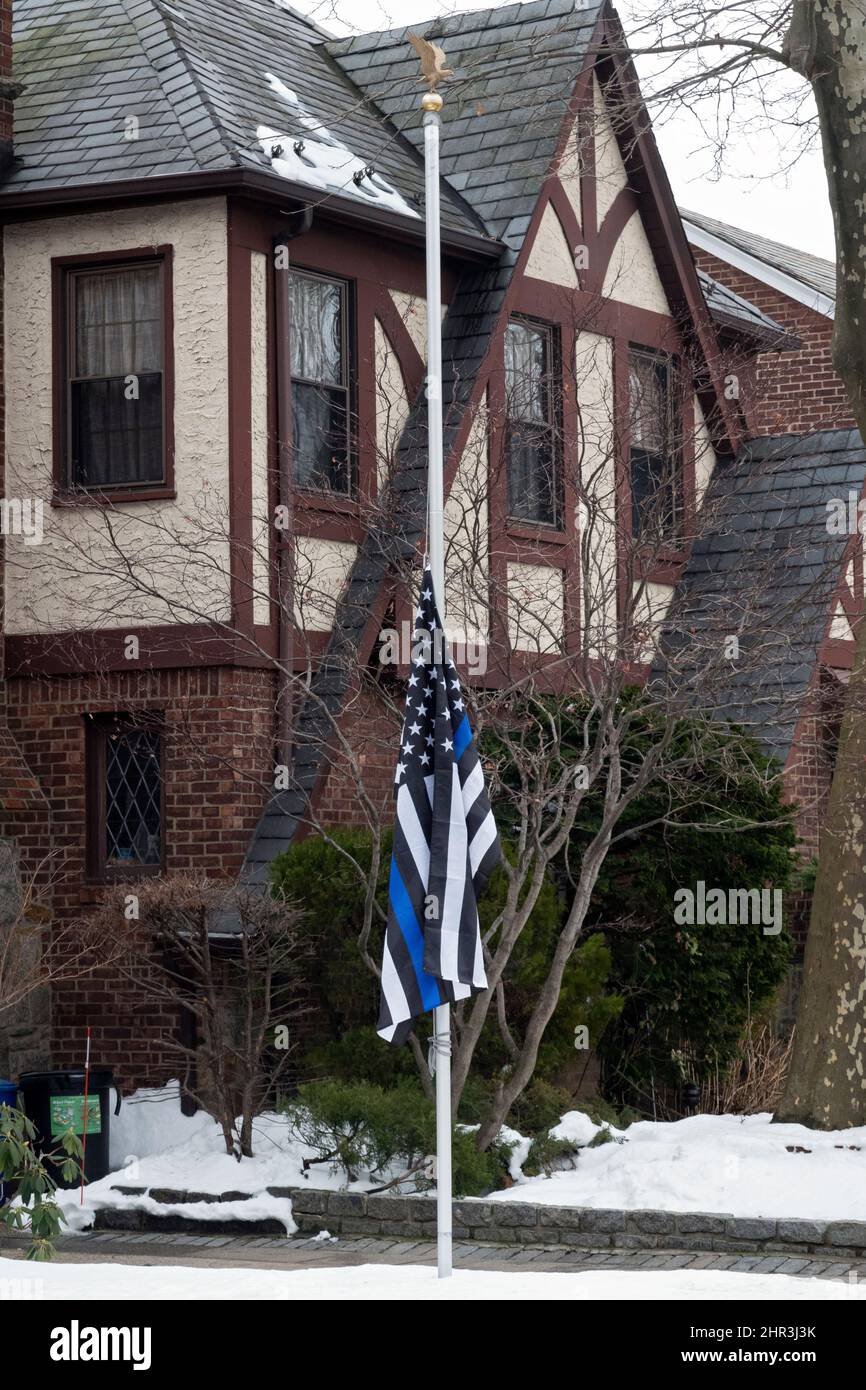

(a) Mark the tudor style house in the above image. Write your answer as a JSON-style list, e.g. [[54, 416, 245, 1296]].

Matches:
[[0, 0, 862, 1088]]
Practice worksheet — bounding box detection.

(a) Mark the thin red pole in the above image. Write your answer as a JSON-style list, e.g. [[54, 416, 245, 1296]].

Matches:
[[79, 1027, 91, 1206]]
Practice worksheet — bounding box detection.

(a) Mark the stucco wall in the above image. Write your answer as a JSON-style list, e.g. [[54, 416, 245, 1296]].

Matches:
[[294, 536, 357, 633], [444, 395, 489, 647], [374, 316, 411, 487], [4, 198, 231, 634], [525, 203, 579, 288], [508, 561, 565, 653], [593, 75, 628, 228], [250, 249, 271, 628], [576, 331, 617, 657]]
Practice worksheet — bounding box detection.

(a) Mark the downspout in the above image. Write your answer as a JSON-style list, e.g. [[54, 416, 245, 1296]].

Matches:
[[274, 208, 313, 774]]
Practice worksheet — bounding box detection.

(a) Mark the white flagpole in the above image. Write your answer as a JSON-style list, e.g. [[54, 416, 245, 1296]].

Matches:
[[421, 85, 452, 1281]]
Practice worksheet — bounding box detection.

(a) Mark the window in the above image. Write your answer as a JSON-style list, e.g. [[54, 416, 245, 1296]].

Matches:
[[87, 716, 164, 879], [505, 319, 558, 525], [289, 270, 352, 493], [628, 348, 681, 539], [61, 256, 169, 492]]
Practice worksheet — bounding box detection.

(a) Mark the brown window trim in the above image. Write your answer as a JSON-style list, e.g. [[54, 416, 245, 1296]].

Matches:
[[85, 711, 166, 883], [283, 264, 357, 503], [52, 246, 175, 504], [504, 315, 565, 532], [627, 344, 685, 552]]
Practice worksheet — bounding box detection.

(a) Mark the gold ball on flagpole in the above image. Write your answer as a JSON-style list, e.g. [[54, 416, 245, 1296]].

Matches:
[[421, 91, 444, 113]]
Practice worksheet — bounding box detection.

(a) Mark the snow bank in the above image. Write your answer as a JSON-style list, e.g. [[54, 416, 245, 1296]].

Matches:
[[550, 1109, 617, 1147], [0, 1256, 860, 1302], [492, 1113, 866, 1221], [56, 1083, 376, 1236], [47, 1087, 866, 1231], [109, 1081, 212, 1167]]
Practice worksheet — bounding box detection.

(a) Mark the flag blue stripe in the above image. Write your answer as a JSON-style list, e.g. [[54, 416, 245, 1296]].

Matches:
[[389, 857, 442, 1012], [453, 713, 471, 759]]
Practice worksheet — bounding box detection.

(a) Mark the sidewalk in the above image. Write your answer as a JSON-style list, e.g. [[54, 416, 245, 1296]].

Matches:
[[2, 1228, 862, 1282]]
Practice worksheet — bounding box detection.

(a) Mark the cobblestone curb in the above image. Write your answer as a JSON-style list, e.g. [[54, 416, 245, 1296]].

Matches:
[[96, 1184, 866, 1257]]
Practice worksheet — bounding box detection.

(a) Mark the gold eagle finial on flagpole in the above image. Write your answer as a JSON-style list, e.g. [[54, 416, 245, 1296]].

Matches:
[[407, 31, 453, 91]]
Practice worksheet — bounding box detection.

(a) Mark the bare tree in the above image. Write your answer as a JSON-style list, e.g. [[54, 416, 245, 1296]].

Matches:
[[82, 875, 310, 1157]]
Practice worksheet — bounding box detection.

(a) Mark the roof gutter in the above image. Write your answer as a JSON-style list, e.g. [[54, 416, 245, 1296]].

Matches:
[[683, 218, 836, 320], [0, 167, 503, 262], [709, 307, 803, 354]]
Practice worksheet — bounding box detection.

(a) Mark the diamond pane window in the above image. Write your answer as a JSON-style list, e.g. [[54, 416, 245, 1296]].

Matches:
[[87, 717, 163, 879]]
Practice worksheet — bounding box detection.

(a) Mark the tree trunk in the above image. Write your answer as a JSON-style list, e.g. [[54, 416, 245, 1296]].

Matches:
[[776, 1, 866, 1125]]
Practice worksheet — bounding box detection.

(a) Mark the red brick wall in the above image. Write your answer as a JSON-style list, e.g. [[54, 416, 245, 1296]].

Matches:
[[313, 679, 399, 829], [5, 664, 277, 1088], [693, 248, 854, 437]]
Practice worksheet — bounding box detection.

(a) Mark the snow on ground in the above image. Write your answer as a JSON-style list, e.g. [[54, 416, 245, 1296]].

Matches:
[[56, 1083, 372, 1236], [0, 1256, 860, 1301], [40, 1087, 866, 1232], [493, 1112, 866, 1221], [109, 1082, 212, 1167]]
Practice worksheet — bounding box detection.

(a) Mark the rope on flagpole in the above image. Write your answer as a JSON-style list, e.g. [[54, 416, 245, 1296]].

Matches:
[[427, 1025, 451, 1076]]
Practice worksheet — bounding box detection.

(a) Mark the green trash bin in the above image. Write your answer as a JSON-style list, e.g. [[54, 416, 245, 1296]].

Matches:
[[19, 1069, 121, 1189], [0, 1078, 18, 1204]]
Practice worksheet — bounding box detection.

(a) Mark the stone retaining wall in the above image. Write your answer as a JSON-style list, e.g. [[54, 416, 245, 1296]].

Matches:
[[100, 1182, 866, 1258]]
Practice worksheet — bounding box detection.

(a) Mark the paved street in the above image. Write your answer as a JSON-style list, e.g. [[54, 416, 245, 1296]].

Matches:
[[1, 1228, 863, 1283]]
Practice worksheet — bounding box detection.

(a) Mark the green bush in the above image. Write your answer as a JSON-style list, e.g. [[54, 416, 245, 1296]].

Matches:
[[521, 1133, 582, 1178], [284, 1079, 511, 1196], [474, 865, 623, 1084], [0, 1104, 82, 1260], [507, 1079, 573, 1137], [483, 695, 798, 1116], [302, 1028, 416, 1090], [271, 828, 391, 1042], [585, 719, 797, 1111], [273, 828, 622, 1094]]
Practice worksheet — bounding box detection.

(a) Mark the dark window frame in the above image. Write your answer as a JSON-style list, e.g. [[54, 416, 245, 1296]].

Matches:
[[287, 266, 356, 498], [52, 247, 175, 504], [627, 345, 683, 542], [504, 315, 562, 529], [85, 712, 166, 883]]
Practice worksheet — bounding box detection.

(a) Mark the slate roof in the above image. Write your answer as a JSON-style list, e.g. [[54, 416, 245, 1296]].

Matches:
[[697, 268, 796, 350], [327, 0, 604, 251], [658, 428, 866, 766], [5, 0, 487, 243], [243, 0, 606, 880], [682, 207, 836, 305]]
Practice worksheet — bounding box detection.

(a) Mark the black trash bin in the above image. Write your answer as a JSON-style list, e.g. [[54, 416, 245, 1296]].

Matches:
[[18, 1069, 121, 1189]]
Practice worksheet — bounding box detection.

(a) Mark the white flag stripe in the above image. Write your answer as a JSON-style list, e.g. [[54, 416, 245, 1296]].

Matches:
[[396, 783, 431, 880], [439, 763, 470, 981], [472, 917, 486, 989], [460, 758, 484, 815], [380, 939, 410, 1041], [469, 811, 498, 877]]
